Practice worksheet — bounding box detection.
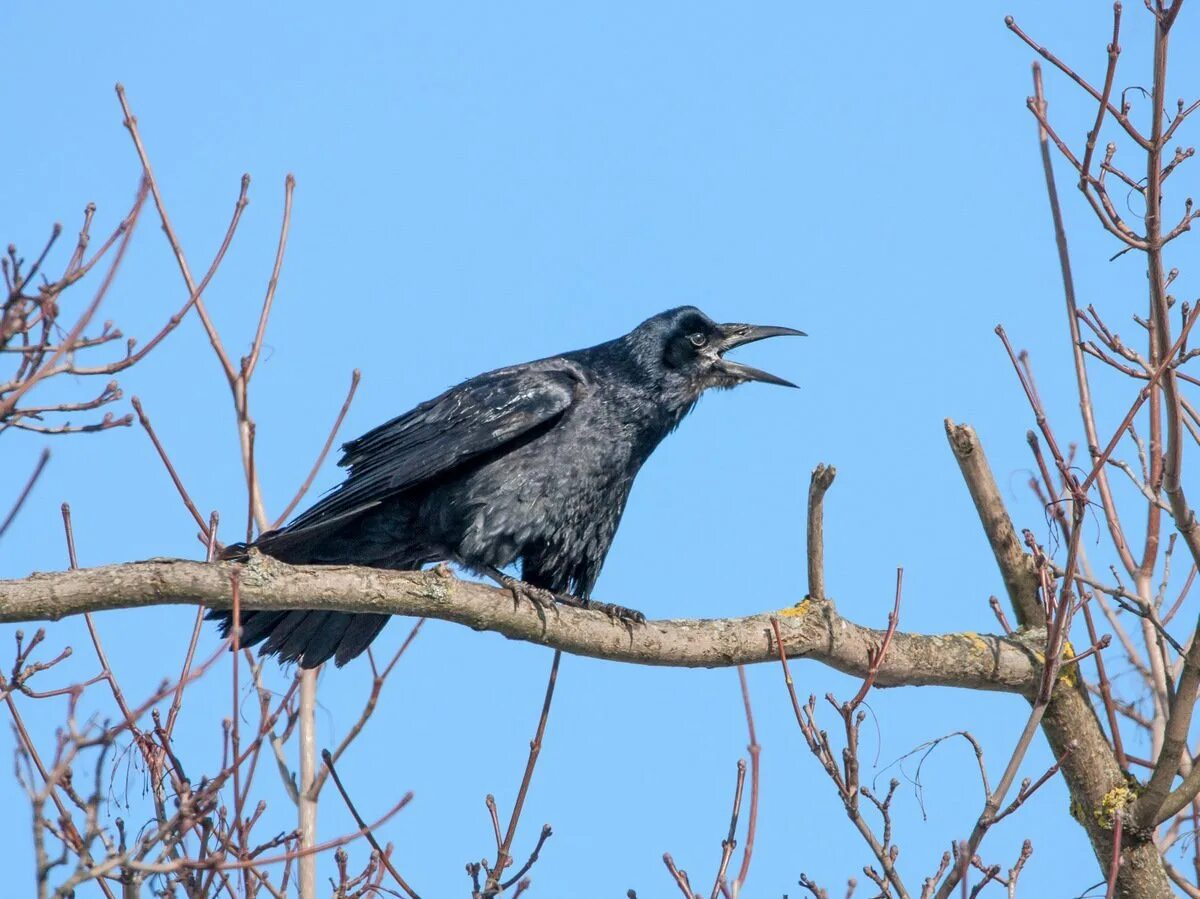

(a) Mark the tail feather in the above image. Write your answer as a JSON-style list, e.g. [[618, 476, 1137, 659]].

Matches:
[[259, 610, 317, 660], [209, 506, 417, 668], [268, 611, 333, 663], [298, 614, 354, 667], [226, 610, 286, 647], [333, 614, 392, 665], [205, 608, 392, 669]]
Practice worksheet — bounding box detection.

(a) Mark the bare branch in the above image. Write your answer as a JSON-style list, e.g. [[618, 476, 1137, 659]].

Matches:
[[0, 558, 1044, 691]]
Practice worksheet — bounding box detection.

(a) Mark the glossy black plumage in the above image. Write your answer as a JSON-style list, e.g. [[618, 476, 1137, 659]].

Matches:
[[209, 306, 802, 667]]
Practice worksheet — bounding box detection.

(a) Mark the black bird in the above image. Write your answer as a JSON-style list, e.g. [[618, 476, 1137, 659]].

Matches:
[[210, 306, 803, 668]]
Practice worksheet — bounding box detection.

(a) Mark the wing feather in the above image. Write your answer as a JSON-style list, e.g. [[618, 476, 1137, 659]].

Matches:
[[279, 364, 581, 535]]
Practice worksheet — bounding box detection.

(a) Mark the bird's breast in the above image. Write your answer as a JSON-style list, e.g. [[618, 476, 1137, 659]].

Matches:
[[435, 404, 653, 572]]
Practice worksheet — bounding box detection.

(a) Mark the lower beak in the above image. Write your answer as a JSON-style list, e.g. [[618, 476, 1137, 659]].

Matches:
[[716, 323, 806, 388]]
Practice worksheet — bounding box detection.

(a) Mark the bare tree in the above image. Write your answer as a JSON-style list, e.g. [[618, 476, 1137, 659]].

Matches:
[[9, 3, 1200, 896]]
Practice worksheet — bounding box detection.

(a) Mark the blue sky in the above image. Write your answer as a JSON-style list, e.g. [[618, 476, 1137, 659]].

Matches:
[[4, 2, 1197, 895]]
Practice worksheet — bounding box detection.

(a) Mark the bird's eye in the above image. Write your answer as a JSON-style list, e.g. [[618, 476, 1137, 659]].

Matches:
[[688, 332, 708, 348]]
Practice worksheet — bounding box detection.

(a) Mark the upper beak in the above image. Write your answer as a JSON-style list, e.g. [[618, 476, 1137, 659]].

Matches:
[[715, 323, 806, 388]]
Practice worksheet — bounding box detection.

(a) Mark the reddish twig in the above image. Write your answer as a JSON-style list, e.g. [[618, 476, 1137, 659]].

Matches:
[[321, 748, 420, 898], [663, 853, 696, 899], [485, 650, 561, 894], [732, 665, 760, 891], [710, 760, 746, 899], [847, 568, 902, 709], [310, 616, 425, 797], [244, 174, 294, 382], [1105, 814, 1123, 899], [131, 396, 209, 537], [0, 448, 50, 539], [271, 368, 361, 529]]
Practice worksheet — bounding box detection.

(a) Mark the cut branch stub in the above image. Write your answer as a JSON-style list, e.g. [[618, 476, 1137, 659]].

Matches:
[[807, 463, 836, 601]]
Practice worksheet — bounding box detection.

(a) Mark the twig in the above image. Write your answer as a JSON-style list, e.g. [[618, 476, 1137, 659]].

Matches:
[[732, 666, 759, 891], [987, 597, 1013, 635], [131, 396, 209, 537], [271, 369, 361, 529], [310, 616, 424, 798], [485, 650, 561, 894], [709, 760, 746, 899], [321, 749, 420, 898], [1105, 814, 1122, 899], [500, 825, 552, 891], [847, 568, 902, 709], [244, 174, 294, 382], [115, 84, 237, 382], [664, 854, 696, 899], [0, 448, 49, 539]]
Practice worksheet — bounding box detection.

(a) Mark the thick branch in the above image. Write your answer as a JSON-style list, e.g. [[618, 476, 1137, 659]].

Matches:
[[0, 556, 1040, 692], [946, 420, 1173, 896], [945, 419, 1044, 626]]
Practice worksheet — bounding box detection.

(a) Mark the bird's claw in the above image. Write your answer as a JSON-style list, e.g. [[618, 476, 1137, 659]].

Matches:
[[578, 598, 646, 625], [496, 575, 560, 625], [485, 569, 643, 629], [533, 587, 561, 616], [610, 603, 646, 624]]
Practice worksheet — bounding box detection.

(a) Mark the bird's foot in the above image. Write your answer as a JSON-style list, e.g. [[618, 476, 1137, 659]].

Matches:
[[479, 566, 644, 629], [590, 600, 646, 625], [489, 571, 559, 624], [557, 595, 646, 625]]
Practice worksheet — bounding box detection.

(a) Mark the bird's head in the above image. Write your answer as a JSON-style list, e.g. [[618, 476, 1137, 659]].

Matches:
[[628, 306, 805, 402]]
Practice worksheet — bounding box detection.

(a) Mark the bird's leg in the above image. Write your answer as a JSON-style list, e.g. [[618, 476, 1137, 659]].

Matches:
[[479, 565, 559, 624], [477, 564, 644, 627]]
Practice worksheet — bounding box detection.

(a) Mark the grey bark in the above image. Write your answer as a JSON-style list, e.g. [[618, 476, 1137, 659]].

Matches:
[[0, 553, 1040, 692]]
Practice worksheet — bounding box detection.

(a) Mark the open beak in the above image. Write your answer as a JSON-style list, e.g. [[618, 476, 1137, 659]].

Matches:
[[715, 323, 806, 387]]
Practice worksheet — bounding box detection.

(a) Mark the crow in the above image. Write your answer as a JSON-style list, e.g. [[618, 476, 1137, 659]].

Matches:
[[209, 305, 803, 668]]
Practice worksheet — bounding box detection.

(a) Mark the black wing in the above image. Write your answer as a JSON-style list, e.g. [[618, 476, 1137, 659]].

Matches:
[[278, 364, 582, 535]]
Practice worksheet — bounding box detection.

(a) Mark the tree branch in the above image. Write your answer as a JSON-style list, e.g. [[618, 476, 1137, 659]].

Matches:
[[945, 419, 1173, 896], [945, 419, 1044, 627], [0, 556, 1040, 691]]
